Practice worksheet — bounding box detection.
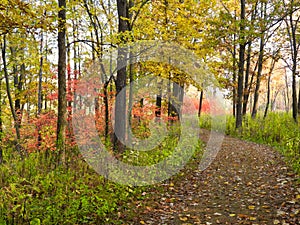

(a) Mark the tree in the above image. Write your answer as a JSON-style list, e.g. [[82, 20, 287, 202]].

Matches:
[[57, 0, 67, 159], [113, 0, 129, 153], [283, 0, 300, 122], [264, 51, 279, 118], [236, 0, 246, 128], [251, 1, 267, 118]]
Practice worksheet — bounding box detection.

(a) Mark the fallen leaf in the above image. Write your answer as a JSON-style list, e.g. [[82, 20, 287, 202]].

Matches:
[[179, 217, 188, 222], [248, 205, 255, 210], [238, 214, 248, 219]]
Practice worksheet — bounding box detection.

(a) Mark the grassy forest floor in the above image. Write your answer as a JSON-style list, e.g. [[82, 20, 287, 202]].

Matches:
[[122, 129, 300, 225]]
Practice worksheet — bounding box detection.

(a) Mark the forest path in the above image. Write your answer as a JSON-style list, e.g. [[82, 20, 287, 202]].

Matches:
[[125, 129, 300, 225]]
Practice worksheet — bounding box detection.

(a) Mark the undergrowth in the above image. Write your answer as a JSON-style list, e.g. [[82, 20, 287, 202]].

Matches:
[[0, 122, 204, 224], [0, 148, 146, 224]]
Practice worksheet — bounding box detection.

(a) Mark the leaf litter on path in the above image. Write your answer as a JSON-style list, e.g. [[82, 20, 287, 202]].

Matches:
[[123, 130, 300, 225]]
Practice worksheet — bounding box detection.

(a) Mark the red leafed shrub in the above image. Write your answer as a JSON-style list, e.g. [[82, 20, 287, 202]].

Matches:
[[21, 111, 57, 152]]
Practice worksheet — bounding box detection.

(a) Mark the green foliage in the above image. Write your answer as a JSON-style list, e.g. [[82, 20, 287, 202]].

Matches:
[[200, 112, 300, 174], [0, 150, 148, 224], [0, 124, 204, 224]]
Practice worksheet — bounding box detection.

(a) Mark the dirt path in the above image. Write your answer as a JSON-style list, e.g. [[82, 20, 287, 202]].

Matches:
[[124, 130, 300, 225]]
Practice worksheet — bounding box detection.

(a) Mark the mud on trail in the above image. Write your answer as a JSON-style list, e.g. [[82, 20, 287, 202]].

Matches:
[[123, 130, 300, 225]]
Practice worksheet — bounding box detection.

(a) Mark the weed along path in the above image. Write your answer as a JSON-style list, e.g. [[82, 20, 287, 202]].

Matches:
[[124, 129, 300, 225]]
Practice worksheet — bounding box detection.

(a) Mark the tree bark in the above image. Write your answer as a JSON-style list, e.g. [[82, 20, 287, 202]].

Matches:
[[251, 35, 265, 118], [264, 57, 276, 118], [198, 90, 204, 117], [251, 2, 267, 119], [284, 69, 290, 112], [114, 0, 129, 153], [155, 79, 162, 119], [242, 41, 252, 115], [236, 0, 246, 129], [284, 0, 299, 122], [37, 32, 44, 148], [57, 0, 67, 158]]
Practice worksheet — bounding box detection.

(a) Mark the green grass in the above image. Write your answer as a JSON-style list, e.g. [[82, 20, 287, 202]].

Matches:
[[0, 148, 148, 224], [0, 122, 204, 224], [200, 112, 300, 174]]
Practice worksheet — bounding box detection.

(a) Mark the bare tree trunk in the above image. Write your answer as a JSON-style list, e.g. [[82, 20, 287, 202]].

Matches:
[[155, 79, 162, 119], [285, 69, 290, 112], [38, 32, 44, 148], [236, 0, 246, 129], [264, 62, 274, 118], [251, 35, 265, 118], [57, 0, 67, 160], [252, 2, 267, 119], [114, 0, 129, 153], [243, 42, 252, 115], [232, 35, 237, 117], [284, 0, 300, 122], [291, 63, 298, 121], [198, 90, 204, 117]]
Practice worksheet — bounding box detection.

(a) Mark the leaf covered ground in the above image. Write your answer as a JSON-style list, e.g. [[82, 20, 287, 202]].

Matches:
[[122, 130, 300, 225]]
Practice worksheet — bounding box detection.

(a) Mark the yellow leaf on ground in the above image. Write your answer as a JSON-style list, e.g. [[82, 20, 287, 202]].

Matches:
[[179, 217, 188, 221], [140, 220, 145, 224], [248, 205, 255, 210]]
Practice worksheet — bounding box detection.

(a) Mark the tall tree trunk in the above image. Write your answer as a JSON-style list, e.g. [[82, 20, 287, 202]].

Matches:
[[284, 69, 290, 112], [155, 78, 162, 119], [251, 35, 265, 118], [291, 62, 298, 121], [232, 34, 237, 117], [198, 90, 204, 117], [236, 0, 246, 129], [178, 83, 184, 116], [285, 0, 299, 122], [114, 0, 129, 153], [264, 57, 276, 118], [37, 32, 44, 147], [57, 0, 67, 159], [14, 63, 24, 126], [10, 46, 24, 126], [242, 41, 252, 115], [251, 2, 267, 119]]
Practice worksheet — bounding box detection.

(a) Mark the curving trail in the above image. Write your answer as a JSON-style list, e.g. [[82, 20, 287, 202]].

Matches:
[[125, 130, 300, 225]]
